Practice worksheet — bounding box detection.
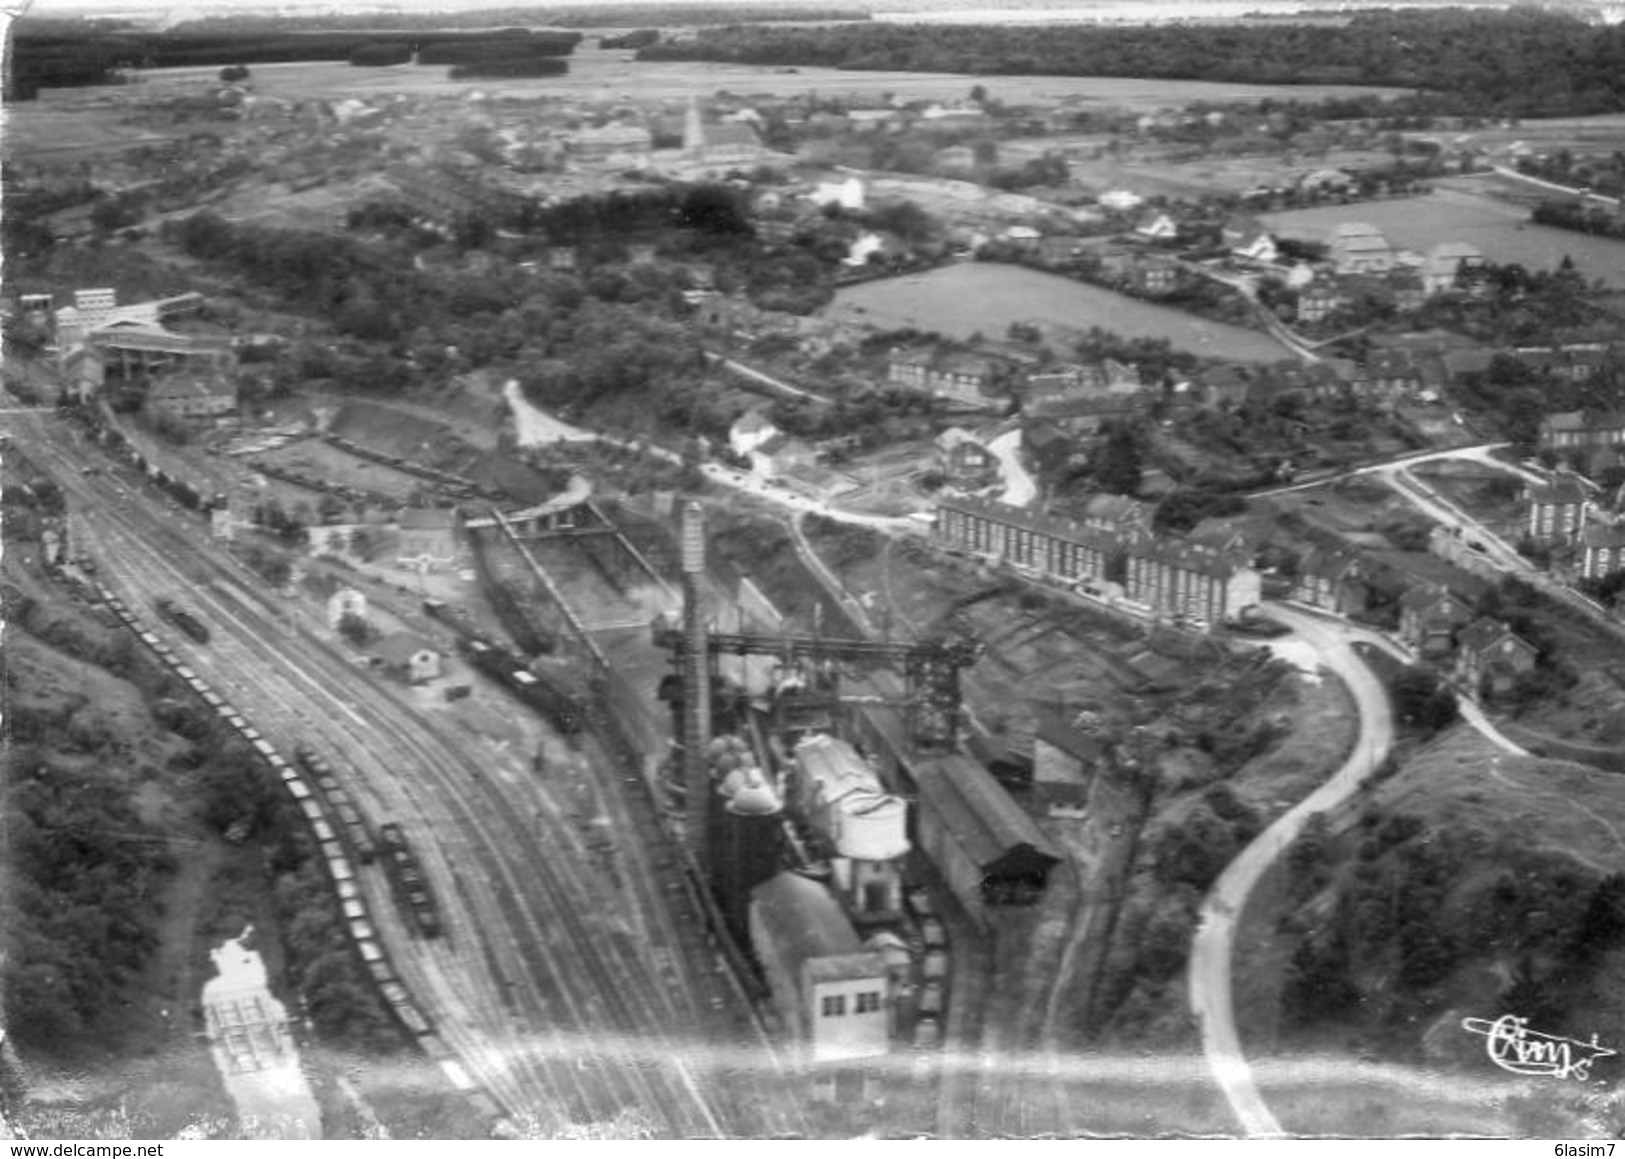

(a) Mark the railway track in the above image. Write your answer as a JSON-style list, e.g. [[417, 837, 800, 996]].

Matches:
[[22, 417, 736, 1136]]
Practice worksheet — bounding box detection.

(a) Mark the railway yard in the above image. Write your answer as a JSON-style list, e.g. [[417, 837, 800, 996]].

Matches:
[[9, 411, 812, 1139]]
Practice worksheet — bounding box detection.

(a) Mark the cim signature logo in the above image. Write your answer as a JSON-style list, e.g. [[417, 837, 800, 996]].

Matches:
[[1461, 1015, 1617, 1082]]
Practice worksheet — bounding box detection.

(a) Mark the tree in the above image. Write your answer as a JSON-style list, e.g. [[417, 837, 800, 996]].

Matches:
[[1390, 664, 1458, 733], [1092, 423, 1143, 495]]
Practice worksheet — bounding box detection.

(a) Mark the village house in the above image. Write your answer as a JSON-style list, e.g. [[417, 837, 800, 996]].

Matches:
[[1200, 365, 1251, 409], [1397, 583, 1475, 659], [1022, 390, 1146, 436], [1296, 282, 1348, 324], [397, 507, 460, 571], [730, 410, 781, 458], [376, 632, 442, 685], [1021, 421, 1073, 477], [1579, 519, 1625, 580], [1133, 211, 1180, 243], [1454, 618, 1537, 697], [934, 428, 1001, 491], [1326, 222, 1394, 275], [1539, 410, 1625, 460], [887, 348, 1011, 409], [1422, 242, 1486, 295], [1291, 545, 1370, 615], [1525, 475, 1592, 543], [1223, 215, 1278, 264], [1357, 348, 1424, 403]]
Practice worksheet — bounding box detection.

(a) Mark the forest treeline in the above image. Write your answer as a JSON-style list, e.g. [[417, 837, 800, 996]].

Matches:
[[6, 23, 580, 99], [638, 9, 1625, 116]]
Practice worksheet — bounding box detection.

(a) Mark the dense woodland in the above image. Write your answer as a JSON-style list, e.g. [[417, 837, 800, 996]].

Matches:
[[639, 9, 1625, 116], [5, 24, 579, 99]]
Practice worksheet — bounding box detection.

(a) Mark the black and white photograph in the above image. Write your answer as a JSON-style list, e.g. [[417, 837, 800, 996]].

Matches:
[[3, 0, 1625, 1142]]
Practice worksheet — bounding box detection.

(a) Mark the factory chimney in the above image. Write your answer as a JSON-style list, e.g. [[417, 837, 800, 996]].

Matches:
[[681, 501, 712, 867]]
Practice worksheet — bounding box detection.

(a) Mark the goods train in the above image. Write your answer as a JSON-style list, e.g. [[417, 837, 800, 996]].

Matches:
[[155, 596, 210, 644], [377, 821, 442, 939], [293, 745, 378, 864], [423, 599, 584, 735], [95, 582, 448, 1055]]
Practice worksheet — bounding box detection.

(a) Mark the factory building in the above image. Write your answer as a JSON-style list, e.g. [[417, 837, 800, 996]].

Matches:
[[749, 870, 891, 1076], [911, 754, 1062, 924], [791, 733, 909, 921]]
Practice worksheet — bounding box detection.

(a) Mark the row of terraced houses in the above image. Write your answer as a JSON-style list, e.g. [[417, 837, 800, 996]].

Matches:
[[934, 496, 1260, 627]]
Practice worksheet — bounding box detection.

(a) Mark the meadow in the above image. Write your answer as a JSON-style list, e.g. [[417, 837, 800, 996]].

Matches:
[[1261, 189, 1625, 287], [827, 261, 1292, 362], [74, 45, 1412, 110]]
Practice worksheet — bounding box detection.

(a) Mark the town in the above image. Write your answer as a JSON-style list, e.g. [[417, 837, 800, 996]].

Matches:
[[5, 2, 1625, 1143]]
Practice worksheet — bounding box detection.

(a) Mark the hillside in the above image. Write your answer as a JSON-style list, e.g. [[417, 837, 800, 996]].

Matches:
[[1239, 726, 1625, 1122]]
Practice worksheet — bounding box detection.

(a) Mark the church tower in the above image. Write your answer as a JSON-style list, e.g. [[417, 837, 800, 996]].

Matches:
[[683, 94, 706, 158]]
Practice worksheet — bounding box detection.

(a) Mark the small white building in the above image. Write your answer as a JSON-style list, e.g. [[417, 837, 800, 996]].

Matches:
[[376, 631, 441, 684], [326, 586, 368, 630], [814, 175, 865, 212]]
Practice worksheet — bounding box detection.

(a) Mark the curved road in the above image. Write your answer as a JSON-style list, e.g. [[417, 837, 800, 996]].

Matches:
[[1188, 602, 1395, 1137]]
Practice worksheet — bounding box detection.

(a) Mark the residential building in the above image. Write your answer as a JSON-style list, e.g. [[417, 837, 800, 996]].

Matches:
[[1200, 364, 1251, 409], [376, 632, 442, 684], [1134, 211, 1179, 242], [1296, 283, 1347, 324], [1326, 222, 1394, 275], [1422, 242, 1486, 295], [814, 175, 865, 212], [1358, 349, 1423, 402], [1539, 410, 1625, 457], [1454, 618, 1537, 696], [1397, 584, 1475, 659], [887, 348, 1010, 409], [934, 495, 1122, 588], [1579, 520, 1625, 579], [1082, 493, 1155, 540], [398, 507, 460, 571], [729, 410, 781, 458], [1292, 545, 1370, 615], [1123, 539, 1261, 626], [935, 428, 1001, 491], [1525, 475, 1592, 543], [1021, 421, 1073, 477]]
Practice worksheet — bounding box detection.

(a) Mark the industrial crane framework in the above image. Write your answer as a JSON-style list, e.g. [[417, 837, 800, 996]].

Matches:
[[652, 623, 979, 754]]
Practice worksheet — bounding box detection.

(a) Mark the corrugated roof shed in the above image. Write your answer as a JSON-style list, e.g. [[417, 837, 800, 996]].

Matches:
[[752, 871, 859, 969], [913, 753, 1061, 872]]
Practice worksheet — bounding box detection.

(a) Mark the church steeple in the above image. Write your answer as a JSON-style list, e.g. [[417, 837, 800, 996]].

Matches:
[[683, 94, 705, 157]]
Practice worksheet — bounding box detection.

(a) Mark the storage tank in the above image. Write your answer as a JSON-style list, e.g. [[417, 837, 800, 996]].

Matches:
[[709, 740, 785, 945], [832, 791, 909, 862]]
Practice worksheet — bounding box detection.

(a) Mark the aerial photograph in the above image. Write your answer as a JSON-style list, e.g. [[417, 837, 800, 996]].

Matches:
[[3, 0, 1625, 1142]]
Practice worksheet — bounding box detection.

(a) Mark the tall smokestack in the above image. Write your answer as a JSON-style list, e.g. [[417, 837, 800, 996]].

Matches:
[[680, 502, 712, 867]]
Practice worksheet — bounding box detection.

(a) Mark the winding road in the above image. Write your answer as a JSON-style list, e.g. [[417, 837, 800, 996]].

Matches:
[[1188, 602, 1395, 1137]]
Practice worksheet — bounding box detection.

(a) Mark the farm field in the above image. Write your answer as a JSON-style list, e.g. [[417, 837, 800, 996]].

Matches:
[[1003, 142, 1403, 200], [65, 47, 1412, 111], [826, 261, 1292, 361], [1260, 189, 1625, 287]]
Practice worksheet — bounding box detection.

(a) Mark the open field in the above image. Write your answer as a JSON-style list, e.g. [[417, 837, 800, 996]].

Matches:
[[35, 46, 1414, 113], [1017, 147, 1405, 201], [826, 262, 1291, 361], [1260, 189, 1625, 287]]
